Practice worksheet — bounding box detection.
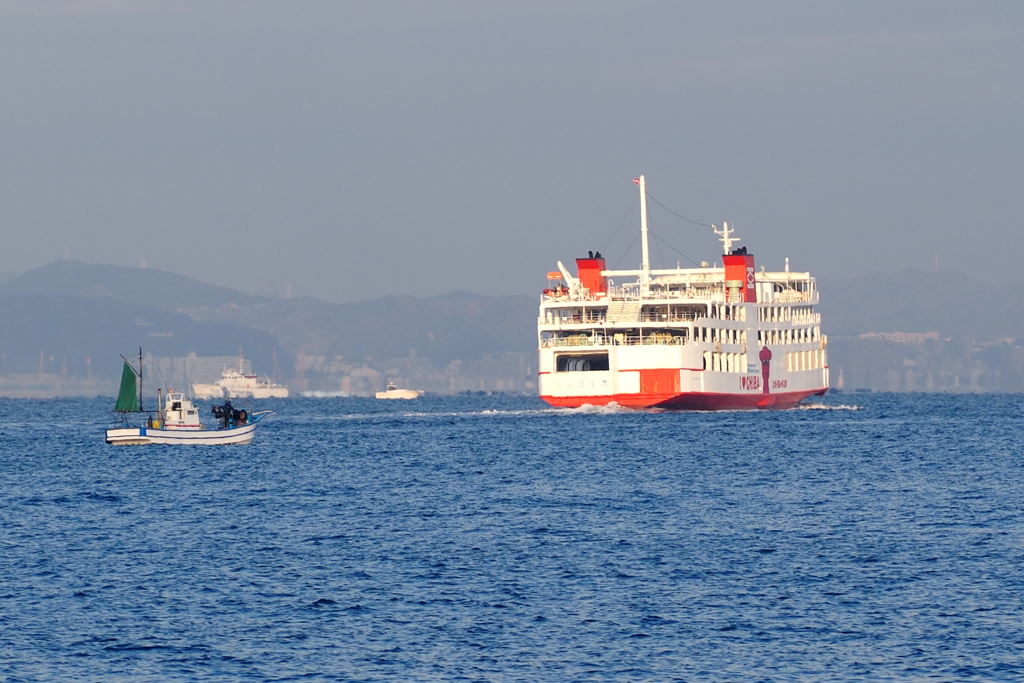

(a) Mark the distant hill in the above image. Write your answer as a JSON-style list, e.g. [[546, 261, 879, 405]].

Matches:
[[0, 261, 538, 381], [817, 269, 1024, 340], [184, 290, 538, 366], [0, 263, 280, 380], [5, 261, 263, 312], [4, 260, 1019, 387]]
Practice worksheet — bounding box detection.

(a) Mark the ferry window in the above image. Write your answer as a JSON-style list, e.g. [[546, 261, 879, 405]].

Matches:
[[556, 353, 609, 372]]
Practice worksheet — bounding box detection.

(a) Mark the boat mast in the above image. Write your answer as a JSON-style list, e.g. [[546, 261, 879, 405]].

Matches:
[[138, 347, 143, 412], [714, 221, 738, 254], [637, 175, 650, 289]]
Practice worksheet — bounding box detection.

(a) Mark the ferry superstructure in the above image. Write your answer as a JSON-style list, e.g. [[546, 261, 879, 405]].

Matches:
[[537, 176, 829, 410], [192, 366, 289, 399]]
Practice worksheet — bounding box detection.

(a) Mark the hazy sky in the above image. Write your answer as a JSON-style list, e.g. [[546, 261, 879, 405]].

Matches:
[[1, 1, 1021, 302]]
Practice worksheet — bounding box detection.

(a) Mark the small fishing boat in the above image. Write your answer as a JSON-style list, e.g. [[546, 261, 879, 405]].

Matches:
[[375, 382, 423, 400], [105, 350, 273, 445]]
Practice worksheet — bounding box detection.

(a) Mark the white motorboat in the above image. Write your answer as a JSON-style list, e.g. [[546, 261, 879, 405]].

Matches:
[[375, 382, 423, 400], [106, 352, 273, 445]]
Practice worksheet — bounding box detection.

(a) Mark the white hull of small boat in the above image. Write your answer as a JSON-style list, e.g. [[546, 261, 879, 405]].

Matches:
[[106, 422, 258, 445], [376, 388, 423, 400]]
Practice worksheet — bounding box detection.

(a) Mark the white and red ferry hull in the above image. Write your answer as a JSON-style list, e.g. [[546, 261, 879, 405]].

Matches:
[[538, 361, 829, 411], [541, 387, 827, 410]]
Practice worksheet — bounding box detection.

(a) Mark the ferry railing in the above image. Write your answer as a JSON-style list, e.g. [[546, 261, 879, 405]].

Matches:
[[540, 311, 706, 325], [637, 311, 703, 322], [541, 335, 686, 348], [540, 313, 609, 325], [773, 289, 811, 303], [542, 285, 728, 304]]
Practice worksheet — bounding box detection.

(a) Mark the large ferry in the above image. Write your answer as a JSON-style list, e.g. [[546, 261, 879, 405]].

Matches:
[[537, 176, 828, 410]]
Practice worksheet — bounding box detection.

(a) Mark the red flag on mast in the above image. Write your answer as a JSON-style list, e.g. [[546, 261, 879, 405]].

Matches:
[[633, 178, 640, 184]]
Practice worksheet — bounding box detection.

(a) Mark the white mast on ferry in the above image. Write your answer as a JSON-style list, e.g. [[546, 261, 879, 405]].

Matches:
[[636, 175, 650, 291], [714, 222, 739, 254]]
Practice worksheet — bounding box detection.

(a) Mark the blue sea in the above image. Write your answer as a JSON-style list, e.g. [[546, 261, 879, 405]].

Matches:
[[2, 392, 1023, 682]]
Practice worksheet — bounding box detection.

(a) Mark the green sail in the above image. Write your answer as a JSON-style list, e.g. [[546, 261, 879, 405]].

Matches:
[[115, 360, 139, 412]]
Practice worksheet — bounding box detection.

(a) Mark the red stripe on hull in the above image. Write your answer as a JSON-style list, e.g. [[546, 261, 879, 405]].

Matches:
[[541, 388, 828, 411]]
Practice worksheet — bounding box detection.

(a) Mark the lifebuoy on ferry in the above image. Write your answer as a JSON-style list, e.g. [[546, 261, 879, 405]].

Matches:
[[686, 289, 694, 298]]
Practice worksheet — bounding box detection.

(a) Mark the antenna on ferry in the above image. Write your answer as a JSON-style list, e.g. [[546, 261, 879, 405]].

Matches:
[[713, 221, 739, 254], [634, 176, 650, 287]]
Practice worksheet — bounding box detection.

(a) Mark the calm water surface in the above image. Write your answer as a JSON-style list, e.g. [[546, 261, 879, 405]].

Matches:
[[2, 393, 1023, 681]]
